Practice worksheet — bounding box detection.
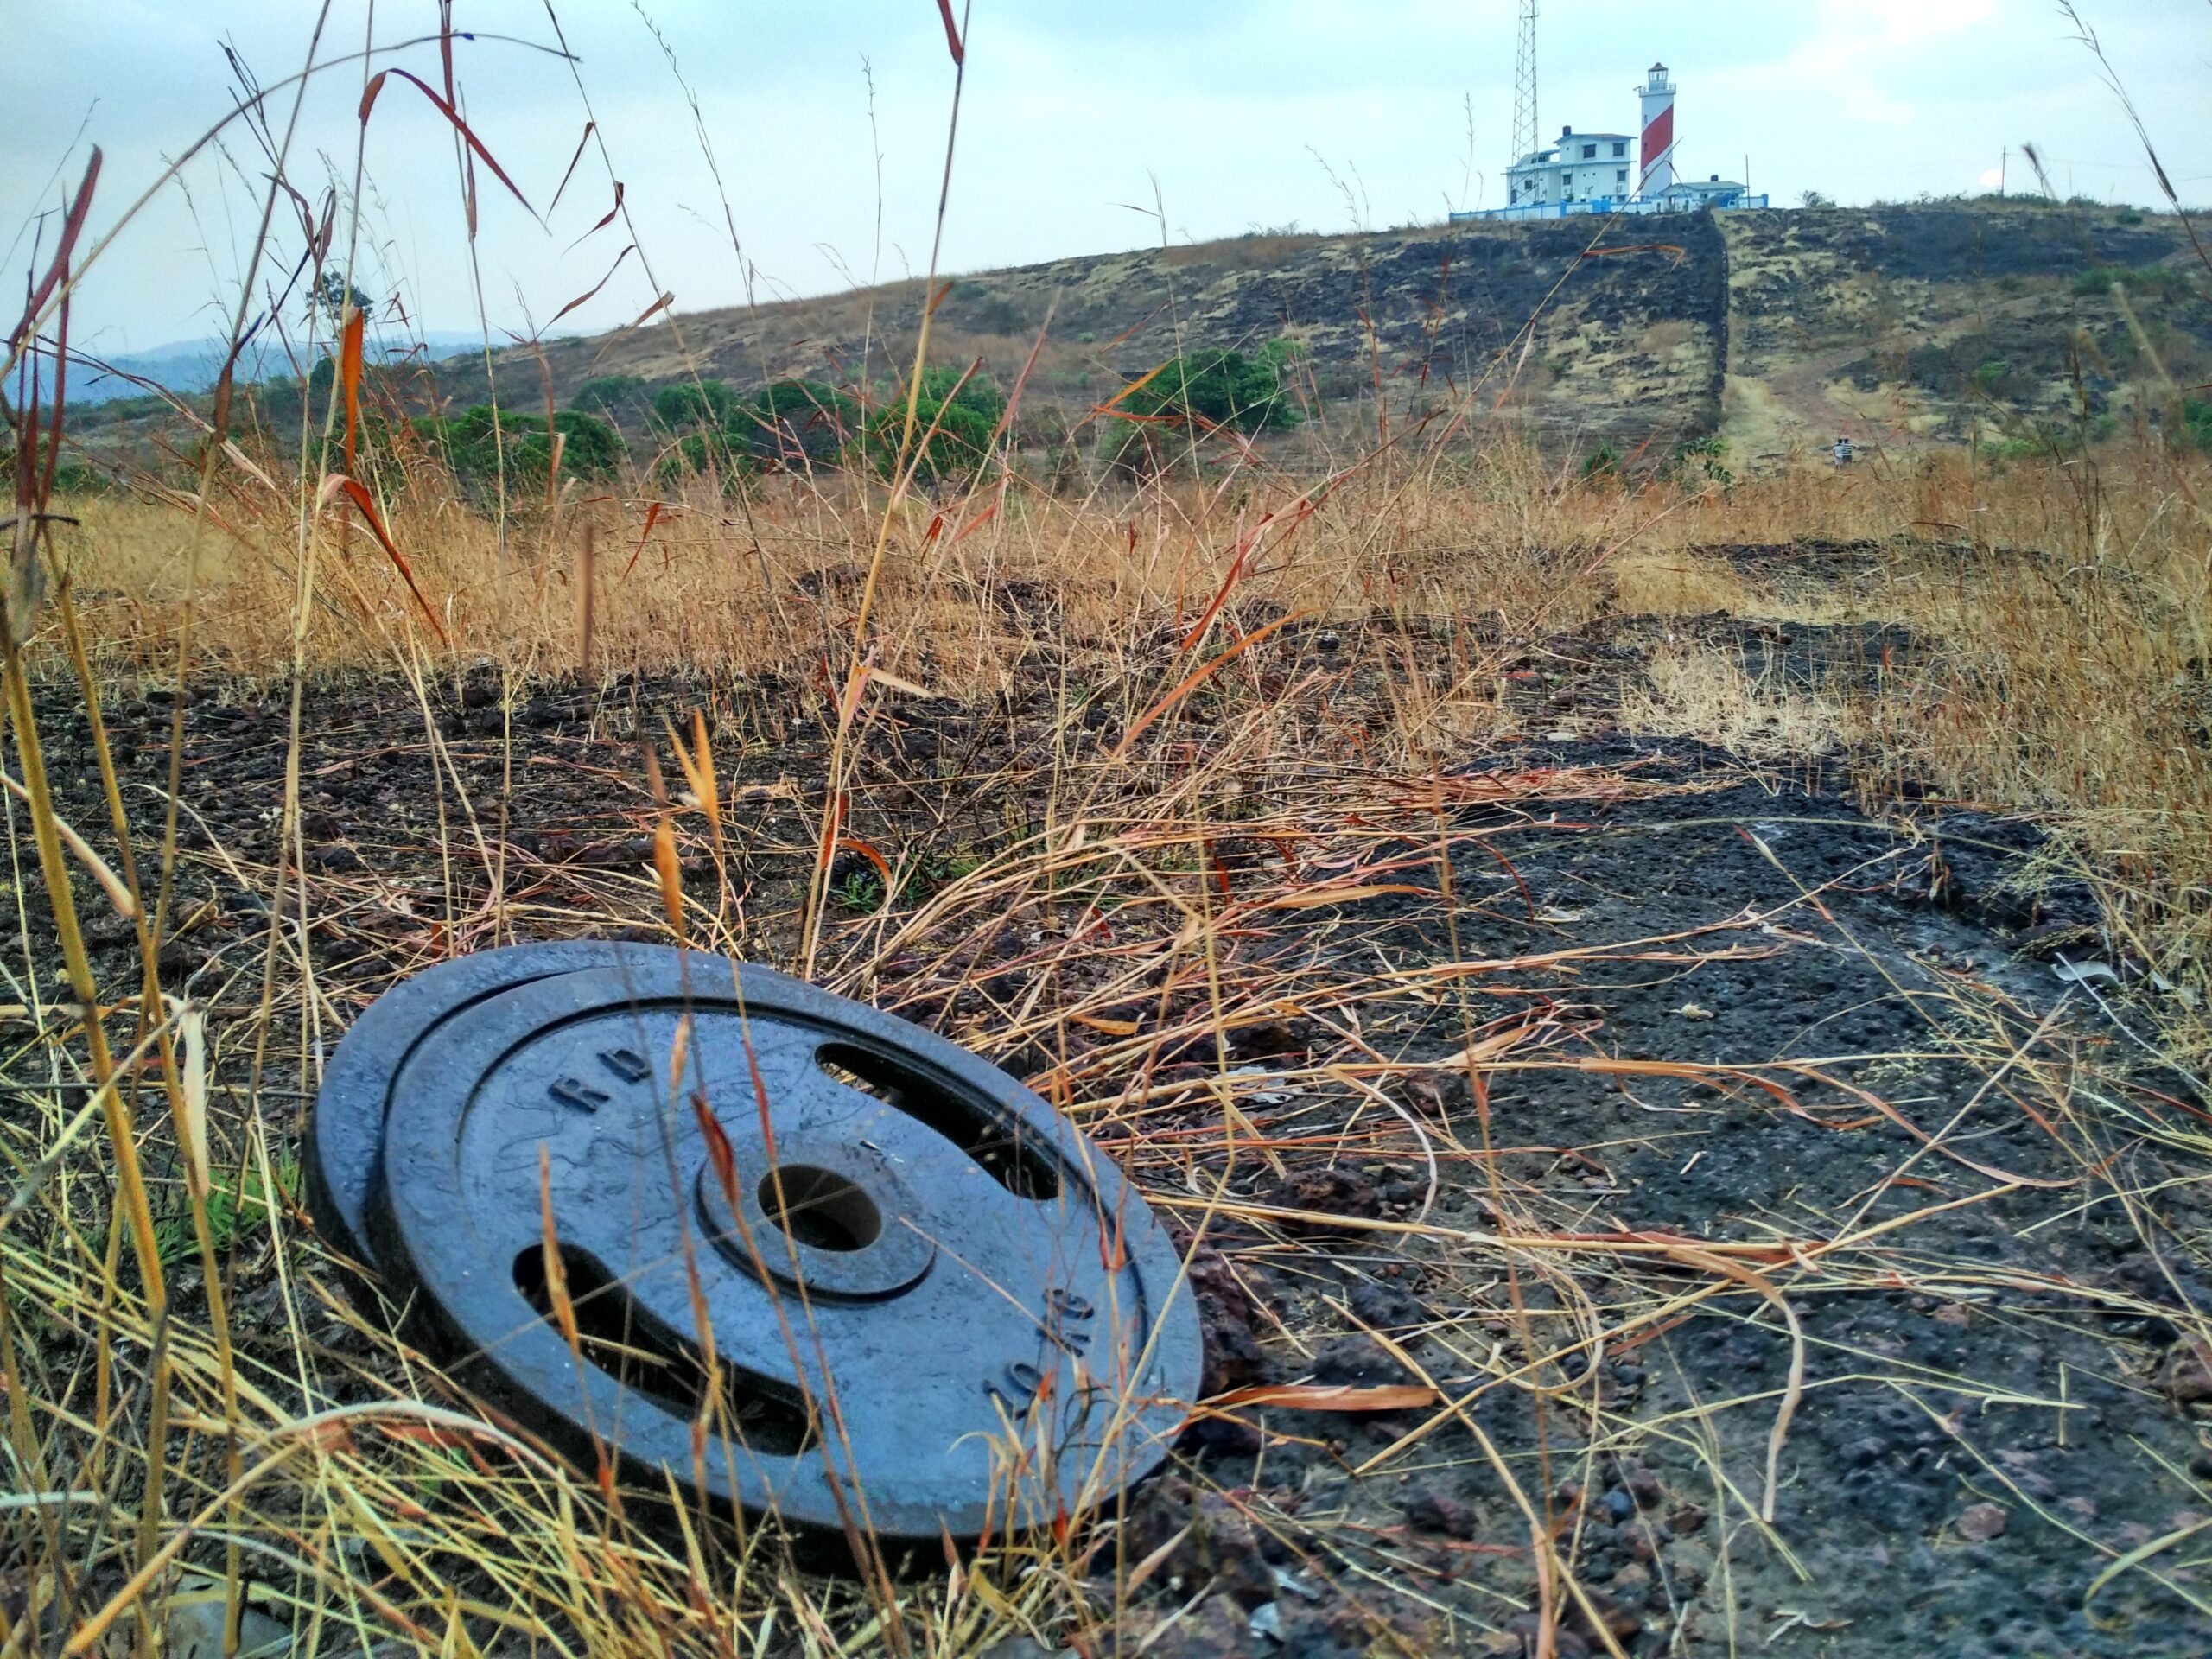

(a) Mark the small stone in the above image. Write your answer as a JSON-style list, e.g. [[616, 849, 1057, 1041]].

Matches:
[[1955, 1503, 2010, 1541], [1403, 1488, 1480, 1539], [2162, 1340, 2212, 1404], [166, 1576, 291, 1659]]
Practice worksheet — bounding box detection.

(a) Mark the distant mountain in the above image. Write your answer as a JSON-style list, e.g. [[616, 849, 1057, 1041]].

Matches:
[[62, 330, 552, 404]]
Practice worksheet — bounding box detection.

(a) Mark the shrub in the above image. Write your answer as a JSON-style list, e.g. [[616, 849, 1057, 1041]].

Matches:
[[2183, 398, 2212, 452], [1658, 434, 1732, 493], [1125, 344, 1302, 434], [651, 378, 742, 430], [1097, 341, 1303, 474], [422, 405, 623, 488], [2072, 264, 2190, 300], [909, 365, 1005, 418], [729, 379, 861, 468], [859, 393, 999, 485], [652, 429, 759, 493], [1581, 441, 1621, 481], [572, 373, 648, 419]]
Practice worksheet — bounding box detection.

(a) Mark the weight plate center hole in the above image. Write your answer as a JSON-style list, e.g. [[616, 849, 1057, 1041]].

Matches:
[[760, 1165, 882, 1254]]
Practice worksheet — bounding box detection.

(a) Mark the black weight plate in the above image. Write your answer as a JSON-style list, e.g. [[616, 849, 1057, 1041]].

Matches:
[[370, 957, 1199, 1543], [307, 940, 688, 1273]]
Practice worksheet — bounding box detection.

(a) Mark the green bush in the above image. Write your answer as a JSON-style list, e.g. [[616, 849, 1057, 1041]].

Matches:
[[1658, 434, 1732, 493], [651, 429, 759, 493], [1126, 344, 1302, 433], [909, 365, 1005, 417], [2072, 264, 2190, 300], [1581, 441, 1621, 481], [1097, 341, 1303, 474], [652, 378, 743, 430], [730, 379, 861, 468], [2183, 398, 2212, 452], [641, 377, 864, 476], [573, 373, 648, 418], [859, 394, 999, 485], [422, 405, 623, 488]]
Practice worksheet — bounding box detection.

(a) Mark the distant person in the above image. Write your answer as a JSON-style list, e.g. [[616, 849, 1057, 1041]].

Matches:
[[1832, 435, 1854, 467]]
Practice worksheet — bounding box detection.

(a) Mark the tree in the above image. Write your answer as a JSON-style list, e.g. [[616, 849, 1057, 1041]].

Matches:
[[1799, 190, 1834, 210], [308, 270, 373, 330]]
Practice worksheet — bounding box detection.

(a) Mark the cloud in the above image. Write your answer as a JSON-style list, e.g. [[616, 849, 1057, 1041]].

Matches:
[[5, 0, 2206, 347]]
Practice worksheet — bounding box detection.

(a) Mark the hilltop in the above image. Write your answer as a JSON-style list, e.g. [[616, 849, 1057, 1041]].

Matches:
[[446, 197, 2208, 470]]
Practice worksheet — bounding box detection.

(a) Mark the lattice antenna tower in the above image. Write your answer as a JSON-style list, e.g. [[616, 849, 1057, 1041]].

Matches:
[[1510, 0, 1539, 167]]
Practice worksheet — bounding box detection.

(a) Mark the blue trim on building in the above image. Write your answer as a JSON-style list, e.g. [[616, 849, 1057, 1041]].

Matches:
[[1451, 192, 1767, 223]]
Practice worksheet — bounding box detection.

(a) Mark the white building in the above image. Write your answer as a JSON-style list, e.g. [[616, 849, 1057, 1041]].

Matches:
[[1506, 126, 1637, 210], [1469, 60, 1764, 224]]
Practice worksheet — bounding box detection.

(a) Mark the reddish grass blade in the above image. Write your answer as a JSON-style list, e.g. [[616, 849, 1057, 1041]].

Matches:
[[359, 69, 534, 217], [615, 290, 674, 336], [694, 1092, 737, 1198], [620, 500, 665, 577], [1177, 502, 1314, 652], [933, 0, 965, 65], [835, 836, 894, 895], [10, 147, 99, 353], [948, 502, 996, 544], [1261, 884, 1430, 910], [324, 474, 447, 644], [982, 294, 1058, 447], [569, 182, 625, 250], [545, 245, 634, 329], [1109, 611, 1306, 760], [339, 306, 364, 471], [1097, 359, 1170, 414], [549, 120, 596, 213]]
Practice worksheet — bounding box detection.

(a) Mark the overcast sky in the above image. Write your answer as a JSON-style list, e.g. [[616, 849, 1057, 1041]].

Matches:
[[6, 0, 2209, 359]]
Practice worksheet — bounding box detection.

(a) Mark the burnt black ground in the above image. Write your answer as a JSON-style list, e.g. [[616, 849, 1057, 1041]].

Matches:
[[13, 611, 2212, 1658], [1122, 739, 2211, 1657]]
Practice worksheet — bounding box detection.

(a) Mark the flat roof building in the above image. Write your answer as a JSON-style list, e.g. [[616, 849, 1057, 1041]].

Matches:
[[1507, 126, 1637, 209]]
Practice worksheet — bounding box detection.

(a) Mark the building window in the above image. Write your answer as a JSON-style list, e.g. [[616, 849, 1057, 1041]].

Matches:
[[1618, 169, 1628, 184], [1581, 143, 1596, 160], [1612, 141, 1625, 157]]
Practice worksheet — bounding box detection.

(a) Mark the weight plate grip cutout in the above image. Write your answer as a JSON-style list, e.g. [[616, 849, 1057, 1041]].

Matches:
[[363, 957, 1200, 1542]]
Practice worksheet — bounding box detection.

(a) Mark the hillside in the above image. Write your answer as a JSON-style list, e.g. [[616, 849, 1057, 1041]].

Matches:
[[453, 198, 2208, 470]]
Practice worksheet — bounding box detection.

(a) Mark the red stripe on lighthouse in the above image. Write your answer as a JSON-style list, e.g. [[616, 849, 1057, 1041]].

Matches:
[[1640, 105, 1674, 171]]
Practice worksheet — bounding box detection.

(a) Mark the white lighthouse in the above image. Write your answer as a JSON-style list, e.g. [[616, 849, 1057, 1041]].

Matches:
[[1637, 62, 1677, 197]]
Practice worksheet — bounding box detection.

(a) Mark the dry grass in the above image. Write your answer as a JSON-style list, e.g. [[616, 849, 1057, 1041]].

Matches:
[[8, 423, 2211, 1654]]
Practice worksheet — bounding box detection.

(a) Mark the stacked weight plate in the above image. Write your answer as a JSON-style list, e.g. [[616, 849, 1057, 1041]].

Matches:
[[308, 943, 1200, 1547]]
